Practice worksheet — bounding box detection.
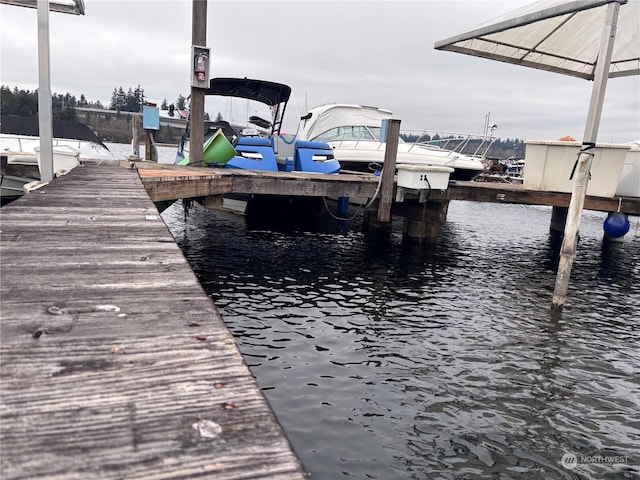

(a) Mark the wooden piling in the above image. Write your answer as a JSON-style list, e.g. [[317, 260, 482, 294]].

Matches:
[[395, 198, 450, 244], [376, 118, 401, 224], [131, 114, 140, 159], [550, 206, 568, 234], [144, 129, 158, 162]]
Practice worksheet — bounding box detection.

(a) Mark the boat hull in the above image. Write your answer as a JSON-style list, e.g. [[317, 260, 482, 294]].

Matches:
[[331, 145, 484, 181]]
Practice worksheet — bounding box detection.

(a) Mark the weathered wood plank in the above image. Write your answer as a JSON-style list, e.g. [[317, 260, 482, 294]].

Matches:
[[448, 181, 640, 215], [136, 163, 380, 202], [0, 165, 306, 479], [133, 162, 640, 215]]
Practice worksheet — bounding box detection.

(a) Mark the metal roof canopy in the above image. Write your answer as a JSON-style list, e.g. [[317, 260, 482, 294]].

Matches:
[[434, 0, 639, 80], [1, 0, 85, 183], [434, 0, 639, 309], [0, 0, 84, 15]]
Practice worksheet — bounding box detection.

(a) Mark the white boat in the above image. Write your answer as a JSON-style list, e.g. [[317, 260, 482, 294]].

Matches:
[[505, 159, 525, 184], [1, 115, 114, 204], [294, 104, 488, 181]]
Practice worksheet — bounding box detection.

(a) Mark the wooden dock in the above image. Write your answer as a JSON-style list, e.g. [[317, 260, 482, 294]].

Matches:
[[448, 179, 640, 215], [133, 161, 640, 216], [134, 161, 380, 203], [0, 164, 306, 479]]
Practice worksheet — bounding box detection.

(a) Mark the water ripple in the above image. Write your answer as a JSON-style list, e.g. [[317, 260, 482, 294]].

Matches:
[[164, 200, 640, 480]]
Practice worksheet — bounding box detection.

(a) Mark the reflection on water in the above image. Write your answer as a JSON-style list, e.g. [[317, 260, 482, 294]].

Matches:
[[163, 195, 639, 479]]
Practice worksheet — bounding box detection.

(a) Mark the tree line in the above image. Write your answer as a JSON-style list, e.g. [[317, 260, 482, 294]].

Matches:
[[401, 132, 525, 160], [1, 85, 189, 119], [1, 85, 90, 121], [3, 85, 523, 159]]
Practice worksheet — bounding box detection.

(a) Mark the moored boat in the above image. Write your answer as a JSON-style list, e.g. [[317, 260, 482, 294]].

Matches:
[[176, 77, 340, 175], [1, 115, 114, 204], [175, 78, 342, 217], [294, 103, 488, 181]]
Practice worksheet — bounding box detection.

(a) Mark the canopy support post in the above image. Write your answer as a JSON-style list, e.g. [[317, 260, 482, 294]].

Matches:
[[37, 0, 54, 183], [552, 1, 621, 309]]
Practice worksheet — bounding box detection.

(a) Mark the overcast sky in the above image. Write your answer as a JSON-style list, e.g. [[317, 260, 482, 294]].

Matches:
[[1, 0, 639, 143]]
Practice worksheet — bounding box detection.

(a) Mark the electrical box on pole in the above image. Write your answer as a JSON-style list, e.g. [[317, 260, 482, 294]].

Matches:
[[191, 45, 210, 89]]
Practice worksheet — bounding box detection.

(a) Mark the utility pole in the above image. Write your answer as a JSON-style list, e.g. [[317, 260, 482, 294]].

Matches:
[[190, 0, 207, 167]]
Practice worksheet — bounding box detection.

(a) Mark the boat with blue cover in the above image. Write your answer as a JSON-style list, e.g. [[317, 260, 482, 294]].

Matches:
[[175, 78, 341, 218], [176, 77, 340, 175]]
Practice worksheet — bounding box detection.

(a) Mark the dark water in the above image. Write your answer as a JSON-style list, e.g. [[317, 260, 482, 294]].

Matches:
[[162, 200, 639, 480]]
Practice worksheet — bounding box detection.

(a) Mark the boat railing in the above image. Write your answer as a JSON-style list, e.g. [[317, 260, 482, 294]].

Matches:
[[401, 129, 497, 159], [316, 128, 496, 160]]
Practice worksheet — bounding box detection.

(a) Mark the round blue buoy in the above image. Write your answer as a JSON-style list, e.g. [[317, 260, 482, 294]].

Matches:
[[603, 212, 630, 238]]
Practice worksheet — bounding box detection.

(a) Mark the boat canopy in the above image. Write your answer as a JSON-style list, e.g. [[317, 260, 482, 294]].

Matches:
[[205, 78, 291, 107], [434, 0, 639, 80], [0, 0, 85, 15], [204, 77, 292, 136], [1, 115, 108, 148], [298, 104, 393, 141]]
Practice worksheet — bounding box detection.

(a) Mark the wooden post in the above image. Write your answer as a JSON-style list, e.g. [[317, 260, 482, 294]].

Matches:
[[377, 119, 400, 223], [190, 0, 207, 167], [552, 1, 620, 309], [131, 115, 140, 159], [144, 130, 157, 162]]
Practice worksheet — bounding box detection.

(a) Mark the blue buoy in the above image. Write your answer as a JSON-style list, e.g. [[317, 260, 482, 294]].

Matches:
[[603, 212, 630, 238]]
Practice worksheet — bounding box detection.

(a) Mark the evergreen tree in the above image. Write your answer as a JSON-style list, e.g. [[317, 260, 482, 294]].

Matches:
[[176, 94, 186, 110], [161, 98, 168, 110], [116, 86, 126, 111], [124, 87, 138, 112], [133, 84, 144, 112], [109, 88, 118, 110], [0, 85, 75, 120], [0, 86, 37, 116]]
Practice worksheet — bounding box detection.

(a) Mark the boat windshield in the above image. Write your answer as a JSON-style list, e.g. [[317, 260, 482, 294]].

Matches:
[[313, 126, 382, 142], [313, 125, 407, 143]]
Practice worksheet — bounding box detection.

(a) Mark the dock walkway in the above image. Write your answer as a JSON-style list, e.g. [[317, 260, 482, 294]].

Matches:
[[134, 161, 640, 216], [0, 164, 306, 479]]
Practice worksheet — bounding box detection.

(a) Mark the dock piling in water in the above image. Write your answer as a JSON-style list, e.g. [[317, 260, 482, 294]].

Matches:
[[376, 119, 400, 224]]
